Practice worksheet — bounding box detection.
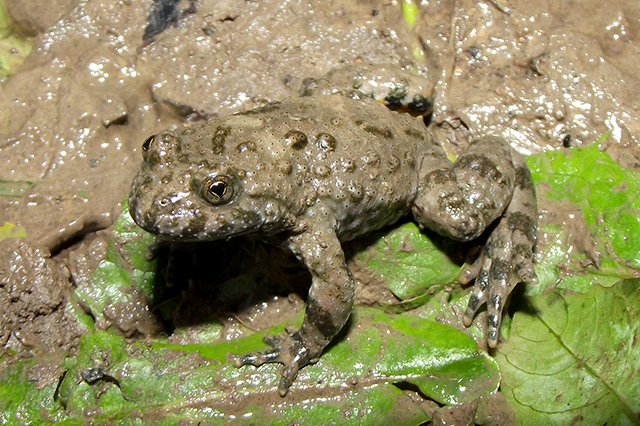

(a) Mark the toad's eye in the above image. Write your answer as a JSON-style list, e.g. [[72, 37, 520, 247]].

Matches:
[[200, 175, 234, 205], [142, 135, 155, 151]]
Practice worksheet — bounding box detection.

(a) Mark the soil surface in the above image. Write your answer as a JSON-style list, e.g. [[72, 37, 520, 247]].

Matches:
[[1, 0, 639, 423]]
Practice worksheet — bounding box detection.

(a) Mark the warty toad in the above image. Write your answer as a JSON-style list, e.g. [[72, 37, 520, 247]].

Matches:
[[128, 65, 537, 396]]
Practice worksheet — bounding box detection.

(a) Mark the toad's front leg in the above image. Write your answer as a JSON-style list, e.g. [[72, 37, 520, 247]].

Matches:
[[412, 136, 537, 347], [232, 220, 354, 396]]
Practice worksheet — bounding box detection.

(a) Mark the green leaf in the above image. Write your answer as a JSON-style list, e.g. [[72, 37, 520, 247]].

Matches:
[[72, 200, 158, 329], [496, 281, 640, 425], [0, 360, 66, 425], [7, 142, 640, 424], [0, 0, 32, 78], [152, 308, 498, 414], [0, 179, 34, 198], [0, 200, 498, 424], [495, 144, 640, 424], [376, 312, 499, 405], [354, 222, 465, 301], [0, 221, 26, 241], [11, 309, 498, 424], [401, 0, 419, 30], [528, 144, 640, 274]]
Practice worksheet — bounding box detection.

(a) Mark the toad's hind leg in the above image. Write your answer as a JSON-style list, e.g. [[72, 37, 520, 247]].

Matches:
[[460, 150, 537, 346], [412, 136, 537, 346]]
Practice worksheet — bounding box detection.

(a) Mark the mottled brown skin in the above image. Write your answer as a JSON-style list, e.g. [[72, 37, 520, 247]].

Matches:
[[129, 77, 537, 396]]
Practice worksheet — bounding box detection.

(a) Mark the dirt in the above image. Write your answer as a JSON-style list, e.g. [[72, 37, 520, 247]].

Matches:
[[1, 0, 639, 422]]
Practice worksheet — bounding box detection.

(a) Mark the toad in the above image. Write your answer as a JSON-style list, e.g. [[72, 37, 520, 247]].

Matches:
[[128, 64, 537, 396]]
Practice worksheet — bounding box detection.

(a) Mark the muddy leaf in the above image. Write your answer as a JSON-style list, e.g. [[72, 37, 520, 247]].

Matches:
[[157, 309, 499, 405], [0, 203, 500, 424], [494, 145, 640, 425], [525, 144, 640, 296], [9, 309, 498, 425], [351, 221, 483, 341], [0, 360, 66, 424], [528, 143, 640, 273], [496, 281, 640, 425], [0, 221, 26, 241], [0, 179, 34, 198], [0, 0, 32, 78], [354, 222, 465, 301], [5, 144, 640, 424], [72, 203, 158, 330]]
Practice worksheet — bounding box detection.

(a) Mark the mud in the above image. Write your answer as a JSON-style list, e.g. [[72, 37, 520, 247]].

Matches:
[[1, 0, 639, 422]]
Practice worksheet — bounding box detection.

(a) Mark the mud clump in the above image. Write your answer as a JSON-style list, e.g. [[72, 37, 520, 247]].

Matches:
[[0, 238, 81, 359]]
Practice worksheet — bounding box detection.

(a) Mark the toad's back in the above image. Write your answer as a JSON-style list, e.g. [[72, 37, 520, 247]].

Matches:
[[129, 94, 437, 242]]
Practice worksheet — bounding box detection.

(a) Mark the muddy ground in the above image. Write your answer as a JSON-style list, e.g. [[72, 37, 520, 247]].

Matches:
[[0, 0, 639, 422]]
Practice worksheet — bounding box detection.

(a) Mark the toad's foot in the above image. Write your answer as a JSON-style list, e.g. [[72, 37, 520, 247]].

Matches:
[[232, 330, 321, 396], [460, 216, 537, 347]]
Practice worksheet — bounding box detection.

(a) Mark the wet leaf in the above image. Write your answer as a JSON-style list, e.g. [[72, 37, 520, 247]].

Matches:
[[354, 222, 465, 301], [157, 309, 499, 405], [0, 360, 65, 424], [0, 179, 34, 198], [0, 198, 501, 424], [2, 309, 498, 425], [5, 143, 640, 424], [0, 0, 32, 78], [494, 144, 640, 425], [72, 201, 158, 329], [528, 144, 640, 273], [0, 221, 26, 241], [496, 281, 640, 425]]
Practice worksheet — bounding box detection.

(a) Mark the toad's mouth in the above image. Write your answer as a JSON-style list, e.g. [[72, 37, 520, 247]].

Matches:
[[128, 193, 266, 242]]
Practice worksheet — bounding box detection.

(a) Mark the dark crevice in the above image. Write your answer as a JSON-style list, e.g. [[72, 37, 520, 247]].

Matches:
[[81, 368, 135, 401], [48, 220, 111, 258], [162, 99, 214, 121], [142, 0, 198, 43], [422, 111, 433, 127], [53, 370, 68, 410], [393, 380, 438, 403], [74, 294, 97, 323]]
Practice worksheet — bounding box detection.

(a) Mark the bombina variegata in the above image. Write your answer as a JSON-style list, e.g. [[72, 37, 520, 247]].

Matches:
[[128, 64, 537, 396]]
